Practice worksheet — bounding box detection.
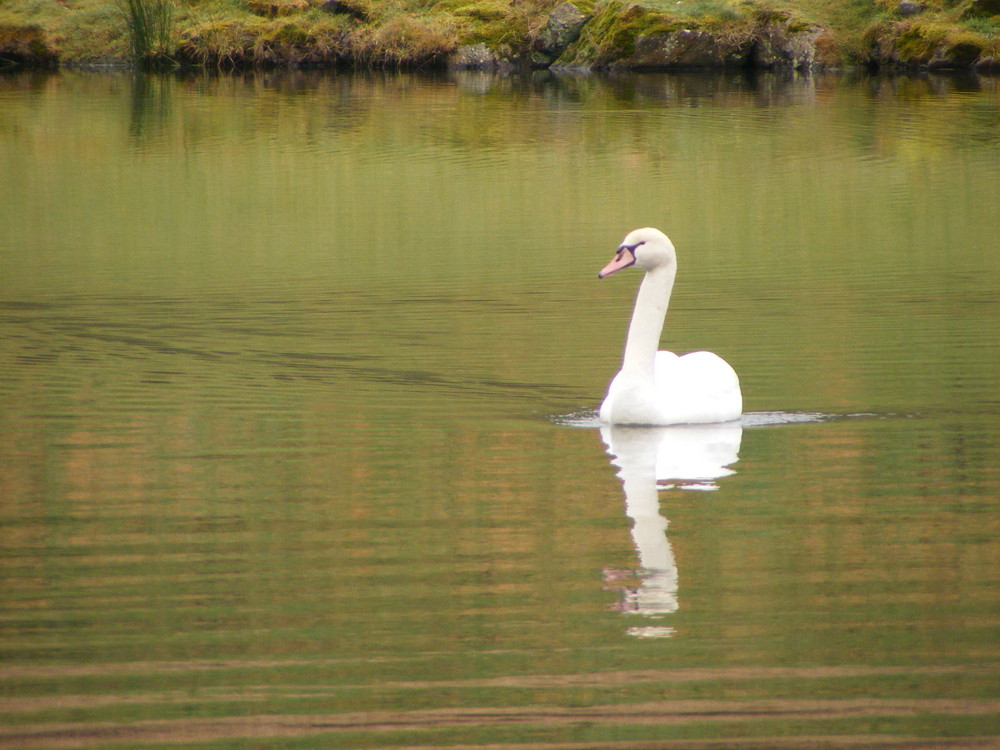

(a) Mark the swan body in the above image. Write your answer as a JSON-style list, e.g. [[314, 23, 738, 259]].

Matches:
[[598, 228, 742, 426]]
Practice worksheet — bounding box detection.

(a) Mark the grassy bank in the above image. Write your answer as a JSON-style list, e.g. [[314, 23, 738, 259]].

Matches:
[[0, 0, 997, 70]]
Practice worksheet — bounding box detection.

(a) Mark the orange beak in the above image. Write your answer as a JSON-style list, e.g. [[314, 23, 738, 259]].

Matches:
[[597, 247, 636, 279]]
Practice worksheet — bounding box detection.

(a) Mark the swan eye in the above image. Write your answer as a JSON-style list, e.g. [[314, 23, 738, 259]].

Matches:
[[617, 240, 645, 263]]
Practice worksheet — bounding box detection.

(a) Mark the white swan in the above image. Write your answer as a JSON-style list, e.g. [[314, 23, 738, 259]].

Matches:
[[598, 227, 742, 426]]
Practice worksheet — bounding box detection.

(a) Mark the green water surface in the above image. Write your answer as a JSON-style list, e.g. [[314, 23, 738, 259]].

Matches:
[[1, 69, 998, 748]]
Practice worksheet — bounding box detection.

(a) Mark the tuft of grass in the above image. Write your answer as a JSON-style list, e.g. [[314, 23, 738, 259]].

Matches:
[[116, 0, 174, 65], [0, 23, 59, 67], [247, 0, 310, 18], [896, 18, 951, 61], [457, 6, 534, 52], [175, 13, 353, 66], [432, 0, 562, 54], [351, 12, 459, 66], [960, 15, 1000, 35]]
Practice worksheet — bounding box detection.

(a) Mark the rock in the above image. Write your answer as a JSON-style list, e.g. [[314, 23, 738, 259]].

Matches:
[[530, 2, 589, 67], [753, 21, 825, 70], [961, 0, 1000, 18], [449, 43, 502, 70], [974, 56, 998, 72], [928, 39, 985, 69], [626, 28, 748, 69], [321, 0, 369, 21], [620, 19, 829, 71], [897, 1, 924, 16]]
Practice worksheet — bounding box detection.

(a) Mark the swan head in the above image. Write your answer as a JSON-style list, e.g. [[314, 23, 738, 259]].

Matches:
[[598, 227, 675, 279]]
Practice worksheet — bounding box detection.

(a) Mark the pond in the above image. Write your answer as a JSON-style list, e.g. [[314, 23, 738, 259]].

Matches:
[[1, 68, 998, 748]]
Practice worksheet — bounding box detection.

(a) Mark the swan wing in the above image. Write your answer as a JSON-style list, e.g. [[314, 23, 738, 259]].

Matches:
[[654, 350, 742, 424]]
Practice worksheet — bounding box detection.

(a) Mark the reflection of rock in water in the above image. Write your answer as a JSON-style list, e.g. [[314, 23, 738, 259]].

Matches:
[[601, 424, 742, 628]]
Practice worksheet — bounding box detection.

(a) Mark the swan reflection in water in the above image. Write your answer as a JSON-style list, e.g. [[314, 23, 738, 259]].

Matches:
[[600, 422, 742, 637]]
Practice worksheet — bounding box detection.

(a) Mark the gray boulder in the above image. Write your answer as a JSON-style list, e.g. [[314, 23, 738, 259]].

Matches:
[[449, 43, 502, 70], [626, 29, 748, 69], [752, 22, 825, 70], [928, 39, 986, 69], [531, 2, 590, 67], [897, 1, 925, 17]]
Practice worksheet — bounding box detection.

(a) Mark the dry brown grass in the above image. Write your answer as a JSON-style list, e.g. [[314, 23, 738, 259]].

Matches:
[[0, 0, 995, 68]]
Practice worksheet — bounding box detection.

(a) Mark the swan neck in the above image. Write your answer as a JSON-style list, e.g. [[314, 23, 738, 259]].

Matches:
[[622, 265, 674, 377]]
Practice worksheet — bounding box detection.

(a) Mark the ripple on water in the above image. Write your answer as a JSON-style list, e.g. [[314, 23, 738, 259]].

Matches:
[[554, 410, 836, 429]]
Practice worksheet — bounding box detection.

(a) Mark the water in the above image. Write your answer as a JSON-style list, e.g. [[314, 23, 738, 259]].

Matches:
[[1, 69, 999, 748]]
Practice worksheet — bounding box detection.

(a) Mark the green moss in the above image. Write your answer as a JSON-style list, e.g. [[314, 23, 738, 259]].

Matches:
[[939, 26, 989, 62], [560, 0, 674, 65], [861, 14, 994, 65], [435, 0, 537, 53], [895, 18, 949, 61]]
